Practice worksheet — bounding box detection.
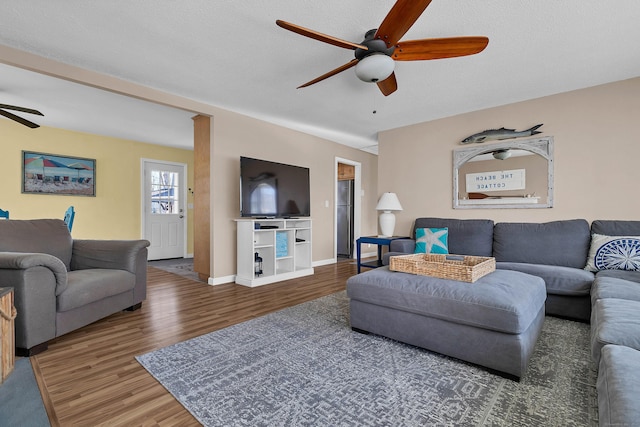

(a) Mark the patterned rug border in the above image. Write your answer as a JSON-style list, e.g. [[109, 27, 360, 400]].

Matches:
[[136, 292, 598, 426]]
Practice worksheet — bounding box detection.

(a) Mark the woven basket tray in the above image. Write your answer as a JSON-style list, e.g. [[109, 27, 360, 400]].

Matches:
[[389, 253, 496, 283]]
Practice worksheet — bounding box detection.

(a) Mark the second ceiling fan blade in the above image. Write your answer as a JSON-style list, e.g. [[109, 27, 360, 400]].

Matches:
[[297, 59, 359, 89], [0, 103, 44, 116], [0, 108, 41, 128], [375, 0, 433, 47], [393, 37, 489, 61], [276, 20, 367, 51], [377, 73, 398, 96]]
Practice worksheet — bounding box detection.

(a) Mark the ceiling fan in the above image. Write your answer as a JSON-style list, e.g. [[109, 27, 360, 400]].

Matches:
[[276, 0, 489, 96], [0, 103, 44, 128]]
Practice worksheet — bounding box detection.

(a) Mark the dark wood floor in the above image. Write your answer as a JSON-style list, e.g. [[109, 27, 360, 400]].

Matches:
[[32, 260, 358, 426]]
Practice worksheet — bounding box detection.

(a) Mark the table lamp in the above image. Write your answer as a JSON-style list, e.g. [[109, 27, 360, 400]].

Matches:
[[376, 192, 403, 237]]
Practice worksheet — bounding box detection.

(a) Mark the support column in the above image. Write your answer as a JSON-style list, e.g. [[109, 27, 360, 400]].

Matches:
[[192, 115, 211, 281]]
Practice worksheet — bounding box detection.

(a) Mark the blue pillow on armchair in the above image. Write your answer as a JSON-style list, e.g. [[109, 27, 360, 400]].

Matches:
[[414, 227, 449, 254]]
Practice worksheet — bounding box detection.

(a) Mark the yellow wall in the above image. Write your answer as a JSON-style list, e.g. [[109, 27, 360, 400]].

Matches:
[[378, 77, 640, 237], [0, 121, 195, 253]]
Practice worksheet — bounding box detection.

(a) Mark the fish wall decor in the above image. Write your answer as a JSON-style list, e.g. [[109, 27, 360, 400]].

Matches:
[[461, 124, 543, 144]]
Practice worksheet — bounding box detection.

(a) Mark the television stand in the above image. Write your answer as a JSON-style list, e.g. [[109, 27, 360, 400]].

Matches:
[[235, 218, 314, 287]]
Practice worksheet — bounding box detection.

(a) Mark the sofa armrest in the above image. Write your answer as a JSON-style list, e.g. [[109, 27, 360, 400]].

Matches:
[[71, 240, 150, 275], [389, 238, 416, 254]]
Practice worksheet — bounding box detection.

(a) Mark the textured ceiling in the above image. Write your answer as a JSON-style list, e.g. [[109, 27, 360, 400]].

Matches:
[[1, 1, 639, 153]]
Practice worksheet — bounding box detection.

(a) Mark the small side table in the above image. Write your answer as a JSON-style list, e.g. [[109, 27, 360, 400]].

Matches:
[[1, 287, 16, 384], [356, 236, 409, 273]]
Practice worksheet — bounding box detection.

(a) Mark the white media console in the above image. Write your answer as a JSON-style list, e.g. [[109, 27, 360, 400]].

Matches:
[[235, 218, 314, 287]]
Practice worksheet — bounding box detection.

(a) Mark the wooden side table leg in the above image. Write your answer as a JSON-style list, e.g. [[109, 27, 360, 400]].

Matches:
[[1, 288, 16, 383]]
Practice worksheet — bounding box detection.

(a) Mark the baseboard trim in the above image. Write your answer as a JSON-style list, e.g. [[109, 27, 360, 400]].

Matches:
[[209, 275, 234, 286], [312, 258, 336, 267], [212, 257, 352, 286]]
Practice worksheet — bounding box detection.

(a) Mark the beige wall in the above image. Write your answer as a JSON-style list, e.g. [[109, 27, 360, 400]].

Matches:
[[210, 109, 379, 279], [378, 77, 640, 238], [0, 121, 195, 253]]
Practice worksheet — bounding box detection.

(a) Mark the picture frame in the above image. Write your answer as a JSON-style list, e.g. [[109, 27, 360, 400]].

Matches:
[[22, 151, 96, 196]]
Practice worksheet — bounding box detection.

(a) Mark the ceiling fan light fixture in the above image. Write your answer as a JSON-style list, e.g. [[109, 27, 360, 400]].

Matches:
[[354, 54, 395, 83]]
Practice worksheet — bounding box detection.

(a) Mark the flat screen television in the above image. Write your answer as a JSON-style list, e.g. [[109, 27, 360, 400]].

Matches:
[[240, 156, 310, 218]]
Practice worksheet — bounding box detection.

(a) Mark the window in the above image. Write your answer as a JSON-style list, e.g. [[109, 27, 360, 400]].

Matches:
[[150, 170, 180, 214]]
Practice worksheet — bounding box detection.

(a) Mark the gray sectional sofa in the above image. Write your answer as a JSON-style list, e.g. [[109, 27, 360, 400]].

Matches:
[[383, 217, 594, 322], [0, 219, 150, 355], [348, 217, 640, 425], [588, 220, 640, 427]]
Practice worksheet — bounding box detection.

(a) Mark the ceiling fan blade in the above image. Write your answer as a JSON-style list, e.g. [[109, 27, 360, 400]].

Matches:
[[0, 108, 40, 128], [276, 20, 368, 51], [297, 59, 359, 89], [0, 103, 44, 116], [393, 37, 489, 61], [375, 0, 433, 47], [377, 72, 398, 96]]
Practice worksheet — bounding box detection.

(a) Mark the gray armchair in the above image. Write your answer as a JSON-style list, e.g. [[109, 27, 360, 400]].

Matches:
[[0, 219, 149, 356]]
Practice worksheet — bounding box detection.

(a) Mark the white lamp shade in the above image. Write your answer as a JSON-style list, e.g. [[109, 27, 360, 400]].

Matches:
[[354, 54, 395, 83], [376, 192, 403, 211]]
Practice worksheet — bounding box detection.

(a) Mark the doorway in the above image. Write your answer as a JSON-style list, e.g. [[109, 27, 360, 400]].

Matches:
[[335, 158, 361, 260], [141, 159, 187, 260]]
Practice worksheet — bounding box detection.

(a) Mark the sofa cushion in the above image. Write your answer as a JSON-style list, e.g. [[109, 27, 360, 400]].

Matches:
[[57, 269, 135, 312], [412, 218, 494, 256], [497, 262, 594, 296], [493, 219, 590, 268], [591, 277, 640, 304], [0, 219, 73, 270], [584, 233, 640, 272], [591, 298, 640, 364], [592, 219, 640, 236], [414, 227, 448, 254], [346, 267, 546, 335], [597, 345, 640, 427], [596, 269, 640, 283]]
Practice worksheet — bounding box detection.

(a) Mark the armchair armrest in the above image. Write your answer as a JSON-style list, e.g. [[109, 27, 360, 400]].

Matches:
[[0, 252, 68, 295], [0, 252, 64, 350], [71, 240, 150, 275]]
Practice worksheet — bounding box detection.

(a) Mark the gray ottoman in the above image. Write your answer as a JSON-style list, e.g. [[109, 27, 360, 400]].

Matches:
[[597, 345, 640, 426], [346, 267, 547, 379], [591, 298, 640, 364]]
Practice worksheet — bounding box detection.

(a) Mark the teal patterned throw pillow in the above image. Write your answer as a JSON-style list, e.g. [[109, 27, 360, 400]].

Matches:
[[414, 227, 449, 254]]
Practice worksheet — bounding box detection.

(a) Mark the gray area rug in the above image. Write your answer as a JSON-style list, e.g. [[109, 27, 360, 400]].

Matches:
[[0, 358, 50, 426], [148, 258, 204, 282], [136, 292, 598, 426]]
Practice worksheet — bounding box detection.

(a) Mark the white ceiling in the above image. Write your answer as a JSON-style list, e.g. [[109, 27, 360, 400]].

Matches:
[[1, 1, 639, 154]]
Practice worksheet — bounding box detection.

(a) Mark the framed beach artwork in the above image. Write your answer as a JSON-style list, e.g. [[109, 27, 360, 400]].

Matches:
[[22, 151, 96, 196]]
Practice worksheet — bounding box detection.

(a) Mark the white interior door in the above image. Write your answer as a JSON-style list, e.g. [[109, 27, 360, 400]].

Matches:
[[143, 160, 186, 260]]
